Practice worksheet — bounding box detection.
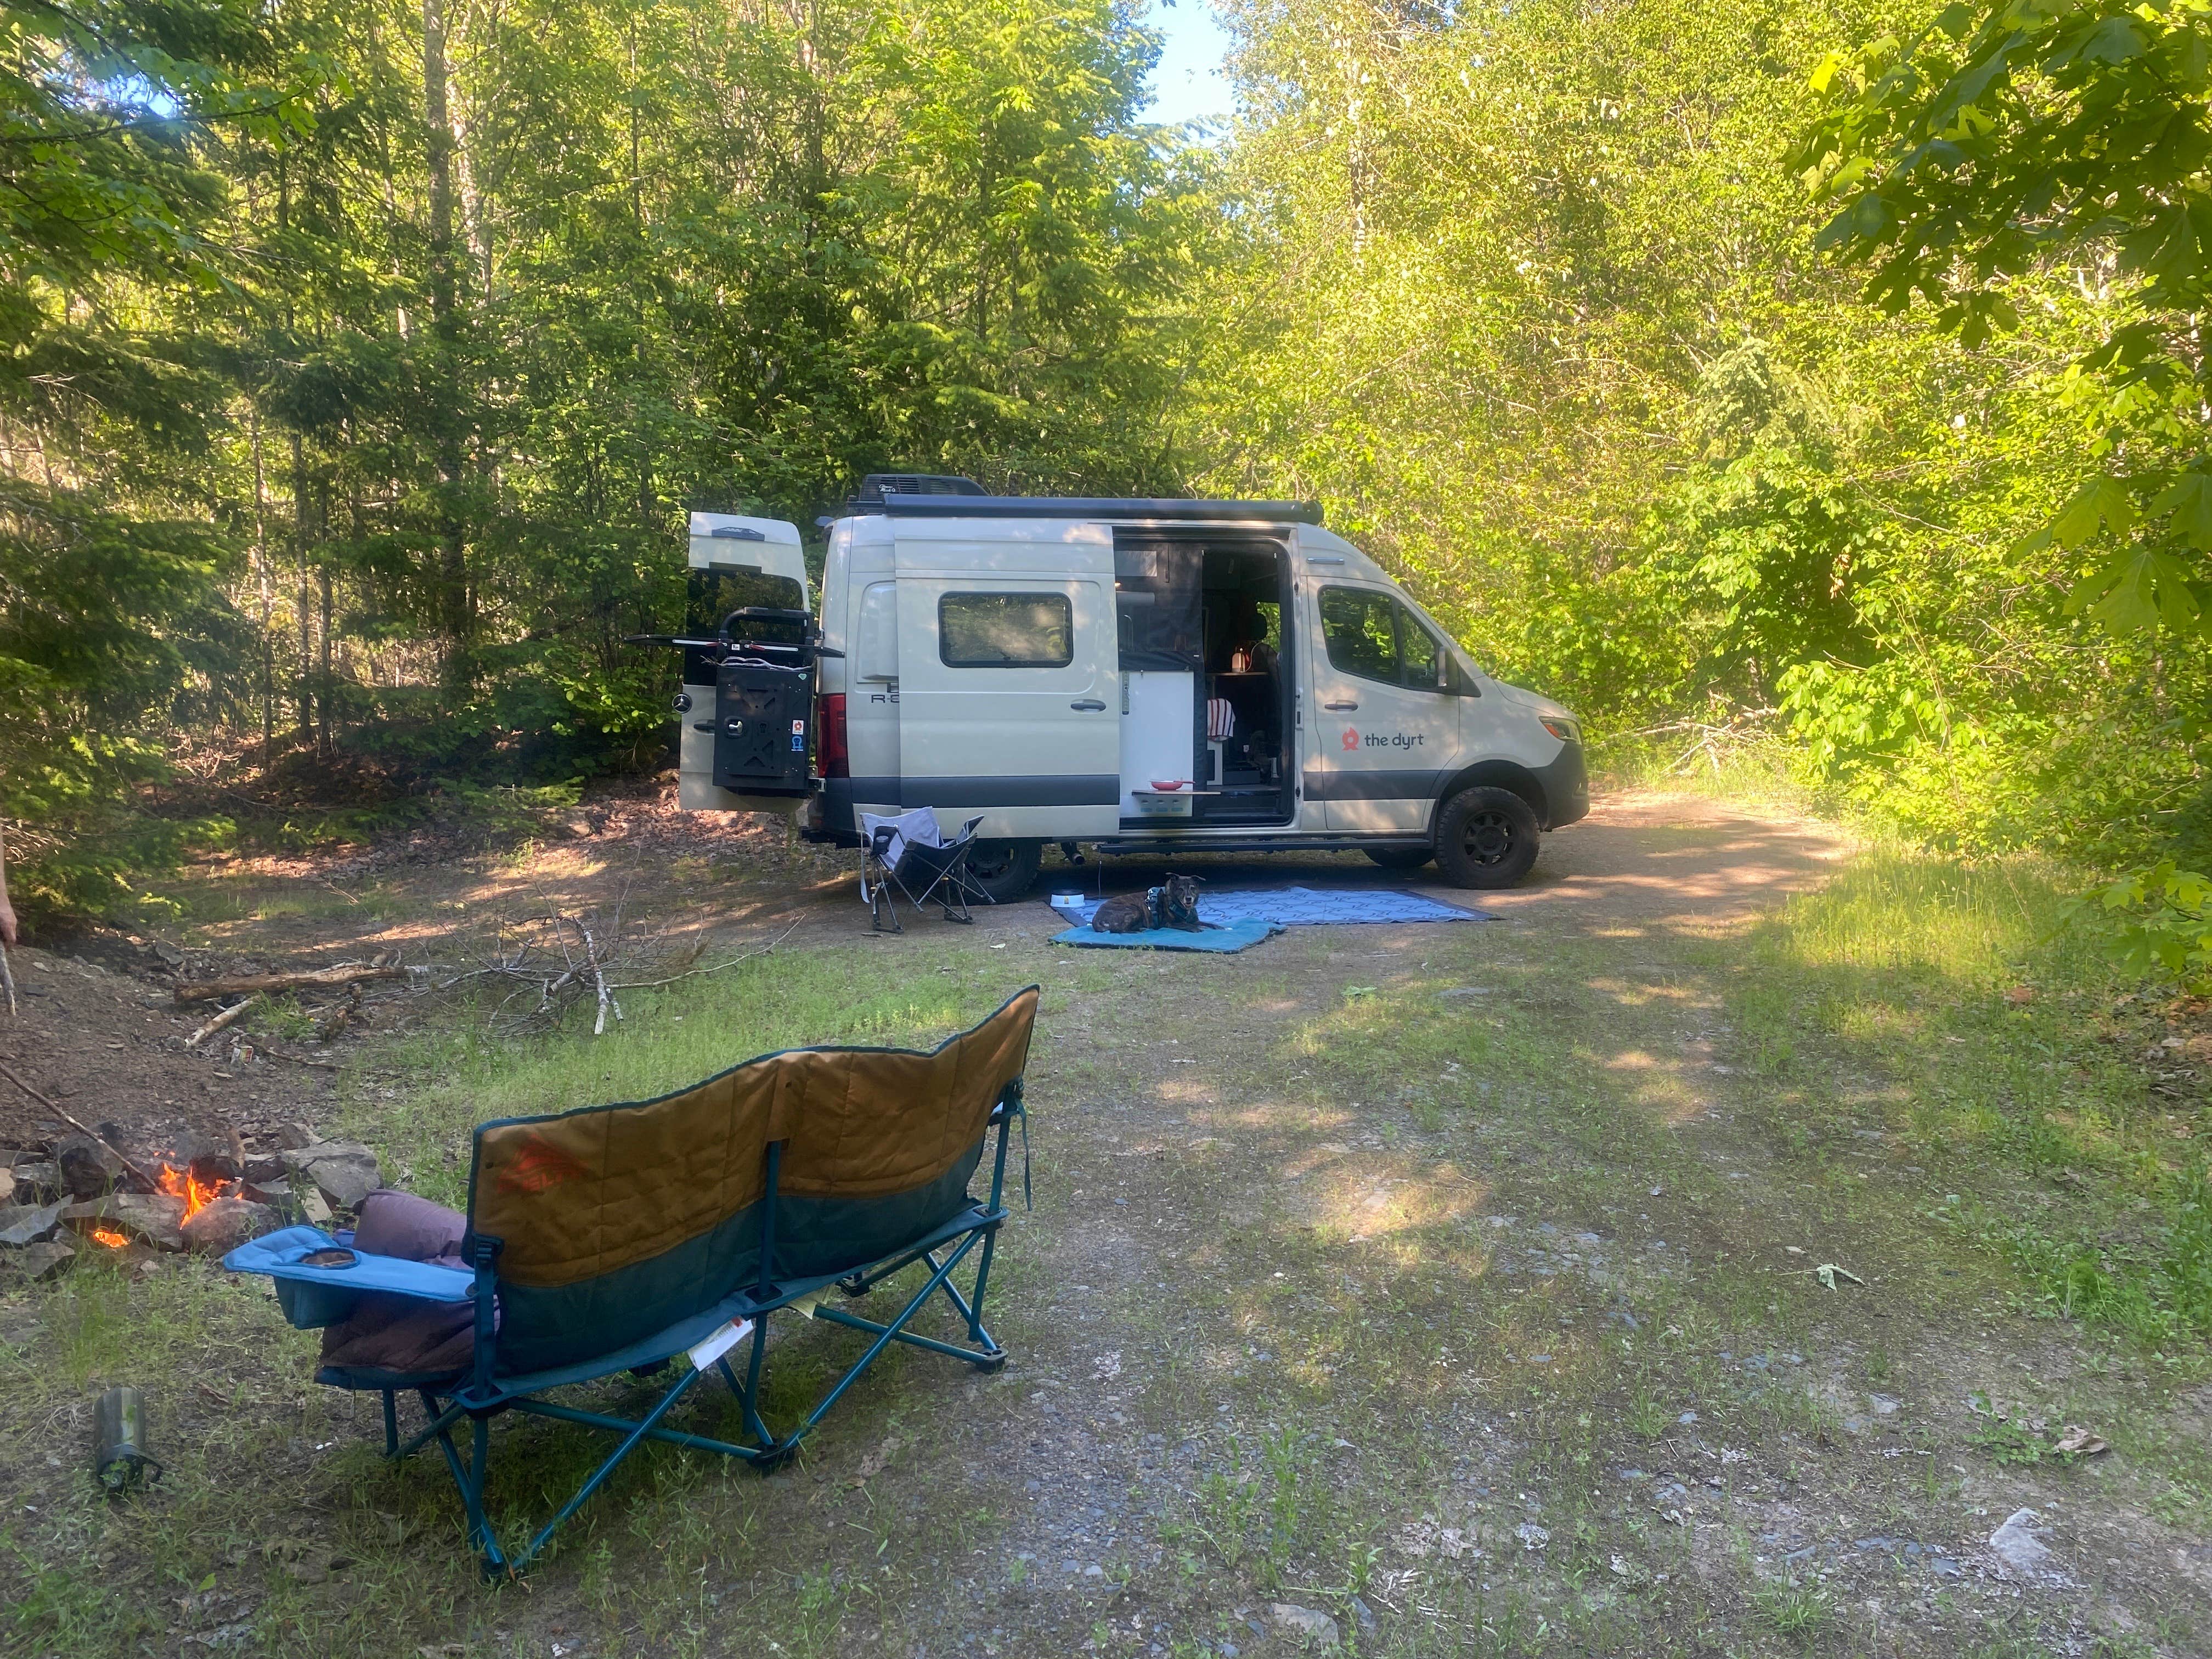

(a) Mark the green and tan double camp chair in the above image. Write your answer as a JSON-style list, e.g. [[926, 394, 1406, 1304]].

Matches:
[[225, 987, 1038, 1577]]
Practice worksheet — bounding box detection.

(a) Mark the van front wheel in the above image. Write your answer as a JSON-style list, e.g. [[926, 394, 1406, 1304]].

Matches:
[[964, 839, 1042, 904], [1434, 787, 1541, 889]]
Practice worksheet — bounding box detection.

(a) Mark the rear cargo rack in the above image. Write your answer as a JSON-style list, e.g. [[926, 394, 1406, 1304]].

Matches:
[[876, 493, 1323, 526]]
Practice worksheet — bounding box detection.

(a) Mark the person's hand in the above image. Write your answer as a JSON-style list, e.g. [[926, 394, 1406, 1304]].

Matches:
[[0, 894, 16, 948]]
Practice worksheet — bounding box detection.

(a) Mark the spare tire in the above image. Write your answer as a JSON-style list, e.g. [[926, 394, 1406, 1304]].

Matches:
[[964, 838, 1043, 904], [1433, 786, 1541, 889]]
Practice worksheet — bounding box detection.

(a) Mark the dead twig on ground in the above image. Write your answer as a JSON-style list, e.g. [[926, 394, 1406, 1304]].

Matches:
[[606, 919, 802, 990], [187, 999, 253, 1049], [258, 1046, 340, 1071], [1598, 709, 1779, 777]]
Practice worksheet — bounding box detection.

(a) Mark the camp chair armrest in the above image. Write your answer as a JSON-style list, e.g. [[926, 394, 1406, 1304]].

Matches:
[[224, 1226, 477, 1330]]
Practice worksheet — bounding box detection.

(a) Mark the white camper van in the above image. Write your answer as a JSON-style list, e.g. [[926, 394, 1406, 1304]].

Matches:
[[664, 478, 1587, 901]]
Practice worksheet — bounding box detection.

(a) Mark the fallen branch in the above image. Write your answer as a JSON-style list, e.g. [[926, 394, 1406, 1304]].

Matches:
[[606, 919, 801, 991], [429, 876, 776, 1034], [0, 1060, 163, 1190], [173, 962, 403, 1003], [187, 998, 253, 1049]]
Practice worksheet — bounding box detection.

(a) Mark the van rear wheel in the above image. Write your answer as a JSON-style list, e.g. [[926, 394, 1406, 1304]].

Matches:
[[964, 839, 1042, 904], [1363, 845, 1434, 871], [1434, 787, 1541, 889]]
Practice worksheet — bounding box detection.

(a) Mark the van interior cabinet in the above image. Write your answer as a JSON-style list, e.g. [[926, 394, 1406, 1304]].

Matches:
[[1119, 670, 1195, 816]]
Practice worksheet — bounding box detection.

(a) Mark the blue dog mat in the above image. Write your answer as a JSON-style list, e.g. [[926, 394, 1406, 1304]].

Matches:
[[1052, 917, 1283, 953], [1049, 887, 1491, 928]]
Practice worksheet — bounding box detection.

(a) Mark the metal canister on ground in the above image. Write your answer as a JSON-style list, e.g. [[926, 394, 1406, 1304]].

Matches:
[[93, 1386, 161, 1492]]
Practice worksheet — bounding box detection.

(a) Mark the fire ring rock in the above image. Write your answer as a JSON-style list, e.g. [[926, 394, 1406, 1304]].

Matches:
[[280, 1142, 382, 1210], [0, 1200, 65, 1248], [57, 1136, 127, 1199], [63, 1193, 187, 1252], [180, 1197, 281, 1256], [7, 1238, 77, 1280]]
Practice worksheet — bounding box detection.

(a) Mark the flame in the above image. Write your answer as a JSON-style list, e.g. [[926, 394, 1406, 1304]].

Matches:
[[157, 1163, 235, 1220], [90, 1226, 128, 1248]]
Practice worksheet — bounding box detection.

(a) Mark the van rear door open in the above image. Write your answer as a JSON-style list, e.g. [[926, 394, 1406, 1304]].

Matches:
[[891, 521, 1121, 838], [678, 512, 809, 814]]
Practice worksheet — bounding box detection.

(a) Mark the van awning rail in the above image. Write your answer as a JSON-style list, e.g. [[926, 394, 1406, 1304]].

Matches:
[[874, 493, 1323, 526]]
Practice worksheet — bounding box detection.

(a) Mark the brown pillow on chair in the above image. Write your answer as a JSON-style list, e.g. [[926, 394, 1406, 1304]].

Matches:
[[317, 1190, 481, 1379]]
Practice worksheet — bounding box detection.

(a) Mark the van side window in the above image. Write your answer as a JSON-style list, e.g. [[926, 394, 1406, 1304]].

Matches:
[[1396, 603, 1444, 689], [939, 592, 1074, 668], [1319, 587, 1398, 683]]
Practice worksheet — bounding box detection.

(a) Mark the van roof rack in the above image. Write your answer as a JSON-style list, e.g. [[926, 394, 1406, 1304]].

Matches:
[[877, 493, 1323, 526], [851, 473, 988, 507]]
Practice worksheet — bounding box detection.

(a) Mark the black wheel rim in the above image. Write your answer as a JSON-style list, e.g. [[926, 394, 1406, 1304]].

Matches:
[[967, 845, 1015, 881], [1460, 809, 1516, 865]]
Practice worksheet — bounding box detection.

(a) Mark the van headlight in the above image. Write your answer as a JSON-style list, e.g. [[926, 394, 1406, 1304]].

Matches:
[[1539, 715, 1582, 744]]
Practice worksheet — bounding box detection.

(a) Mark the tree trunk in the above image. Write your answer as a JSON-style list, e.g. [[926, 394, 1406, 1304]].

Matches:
[[291, 431, 313, 743], [423, 0, 472, 690], [251, 403, 273, 767], [317, 557, 335, 761]]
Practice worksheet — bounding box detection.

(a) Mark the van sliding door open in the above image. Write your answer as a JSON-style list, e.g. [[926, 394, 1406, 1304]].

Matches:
[[891, 522, 1121, 839]]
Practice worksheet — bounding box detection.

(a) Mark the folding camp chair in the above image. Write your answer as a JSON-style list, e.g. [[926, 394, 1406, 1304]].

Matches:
[[860, 808, 989, 933], [225, 988, 1039, 1578]]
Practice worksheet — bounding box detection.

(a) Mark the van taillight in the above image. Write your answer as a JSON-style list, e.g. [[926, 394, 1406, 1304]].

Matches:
[[816, 693, 849, 778]]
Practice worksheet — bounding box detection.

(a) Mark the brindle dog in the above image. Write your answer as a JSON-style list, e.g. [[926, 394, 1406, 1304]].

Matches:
[[1091, 872, 1217, 933]]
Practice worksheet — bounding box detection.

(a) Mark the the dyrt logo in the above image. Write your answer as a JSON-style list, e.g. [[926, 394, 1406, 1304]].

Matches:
[[1341, 726, 1359, 752], [498, 1133, 591, 1195]]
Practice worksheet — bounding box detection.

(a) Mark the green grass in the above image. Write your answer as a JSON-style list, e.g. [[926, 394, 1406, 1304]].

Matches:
[[8, 830, 2211, 1658], [1719, 851, 2212, 1344]]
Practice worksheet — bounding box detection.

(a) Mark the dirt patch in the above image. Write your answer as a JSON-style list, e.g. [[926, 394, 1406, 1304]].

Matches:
[[0, 947, 341, 1156], [2, 790, 2204, 1659]]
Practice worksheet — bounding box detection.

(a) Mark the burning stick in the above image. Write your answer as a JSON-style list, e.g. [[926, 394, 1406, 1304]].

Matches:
[[0, 1060, 164, 1192]]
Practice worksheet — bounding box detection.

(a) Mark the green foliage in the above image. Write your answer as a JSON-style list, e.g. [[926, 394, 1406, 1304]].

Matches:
[[2080, 860, 2212, 990], [1795, 0, 2212, 635], [1186, 0, 2208, 866], [0, 0, 330, 917], [0, 0, 1216, 920], [5, 0, 2211, 934]]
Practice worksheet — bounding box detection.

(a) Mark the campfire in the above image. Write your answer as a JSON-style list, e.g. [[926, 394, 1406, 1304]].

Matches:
[[157, 1162, 238, 1220], [3, 1122, 380, 1273]]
